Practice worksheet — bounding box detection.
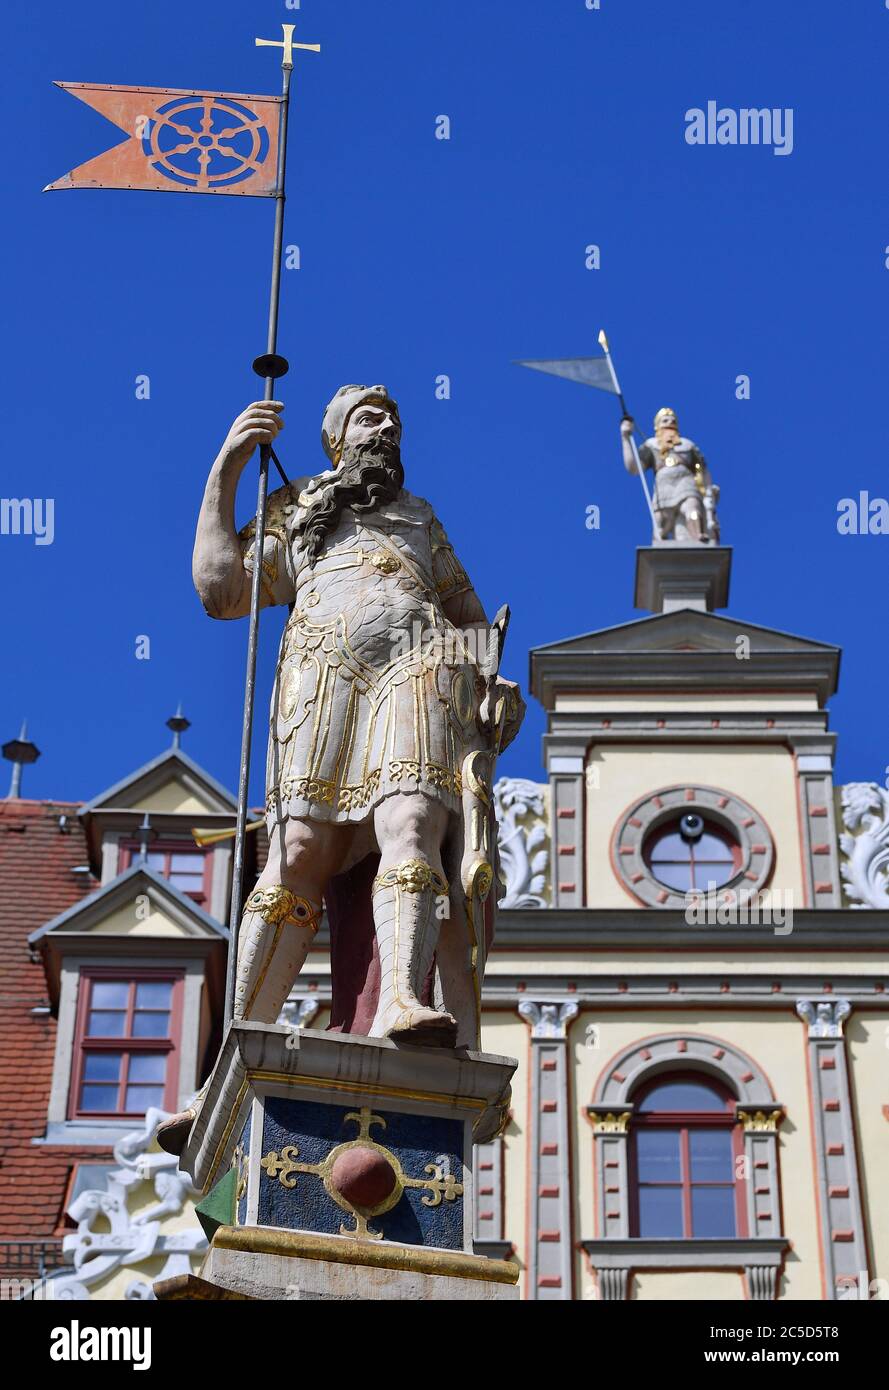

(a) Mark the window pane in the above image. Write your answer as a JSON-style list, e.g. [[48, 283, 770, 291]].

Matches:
[[695, 833, 735, 862], [80, 1084, 118, 1112], [638, 1080, 726, 1112], [648, 833, 687, 861], [131, 1011, 170, 1038], [128, 1054, 167, 1083], [691, 862, 736, 891], [69, 1164, 116, 1203], [82, 1052, 122, 1082], [135, 981, 172, 1010], [650, 862, 693, 891], [169, 871, 204, 893], [169, 853, 202, 873], [125, 1085, 165, 1113], [638, 1185, 684, 1237], [87, 1010, 126, 1037], [636, 1129, 681, 1182], [689, 1129, 734, 1181], [692, 1185, 736, 1237], [146, 851, 166, 871], [91, 982, 129, 1009]]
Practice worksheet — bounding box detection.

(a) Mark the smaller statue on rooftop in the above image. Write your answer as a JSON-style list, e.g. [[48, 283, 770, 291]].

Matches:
[[621, 407, 720, 544]]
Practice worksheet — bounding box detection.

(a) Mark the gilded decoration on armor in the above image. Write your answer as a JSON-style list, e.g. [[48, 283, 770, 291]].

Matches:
[[246, 885, 319, 931], [466, 859, 494, 903], [247, 885, 296, 925], [425, 761, 462, 795], [373, 859, 449, 895], [369, 549, 401, 574], [251, 502, 486, 829], [430, 519, 472, 600], [389, 757, 422, 784], [464, 750, 492, 806], [258, 1106, 464, 1240]]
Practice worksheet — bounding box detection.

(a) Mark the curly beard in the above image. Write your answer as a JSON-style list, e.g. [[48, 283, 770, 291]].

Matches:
[[300, 436, 404, 565]]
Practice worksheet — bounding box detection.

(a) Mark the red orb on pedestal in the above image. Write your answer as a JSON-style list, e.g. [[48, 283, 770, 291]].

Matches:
[[330, 1145, 397, 1210]]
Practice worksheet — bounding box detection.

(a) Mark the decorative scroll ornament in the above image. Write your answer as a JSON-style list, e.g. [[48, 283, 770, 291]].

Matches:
[[41, 1108, 205, 1300], [493, 778, 550, 908], [840, 782, 889, 909]]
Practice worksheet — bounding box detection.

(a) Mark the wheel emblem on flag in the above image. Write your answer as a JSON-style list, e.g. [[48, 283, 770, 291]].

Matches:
[[142, 96, 271, 190]]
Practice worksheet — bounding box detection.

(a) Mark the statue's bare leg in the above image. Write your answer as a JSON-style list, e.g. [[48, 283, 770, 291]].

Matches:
[[369, 792, 458, 1046], [679, 497, 705, 542], [234, 816, 354, 1023], [157, 816, 353, 1154]]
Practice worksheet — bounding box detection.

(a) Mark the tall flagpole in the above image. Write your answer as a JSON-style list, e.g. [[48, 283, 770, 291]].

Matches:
[[597, 329, 660, 539], [224, 24, 320, 1032]]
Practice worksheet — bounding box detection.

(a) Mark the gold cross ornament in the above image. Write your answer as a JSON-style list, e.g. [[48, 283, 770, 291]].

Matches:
[[255, 23, 321, 72]]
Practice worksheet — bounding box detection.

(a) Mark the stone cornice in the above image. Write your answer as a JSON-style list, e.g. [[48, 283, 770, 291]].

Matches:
[[582, 1236, 789, 1265], [491, 906, 889, 951], [531, 612, 841, 709]]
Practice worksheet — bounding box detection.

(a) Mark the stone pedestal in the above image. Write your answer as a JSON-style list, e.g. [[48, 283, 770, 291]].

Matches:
[[635, 543, 732, 613], [160, 1022, 518, 1301]]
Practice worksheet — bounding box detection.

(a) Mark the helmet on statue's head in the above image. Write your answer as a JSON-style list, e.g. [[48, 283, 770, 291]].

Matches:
[[654, 406, 679, 432]]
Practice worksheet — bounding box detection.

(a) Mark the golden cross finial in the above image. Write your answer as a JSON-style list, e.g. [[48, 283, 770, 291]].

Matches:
[[344, 1107, 386, 1141], [255, 23, 321, 72]]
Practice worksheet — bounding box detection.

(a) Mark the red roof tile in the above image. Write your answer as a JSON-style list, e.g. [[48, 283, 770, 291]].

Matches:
[[0, 800, 105, 1243]]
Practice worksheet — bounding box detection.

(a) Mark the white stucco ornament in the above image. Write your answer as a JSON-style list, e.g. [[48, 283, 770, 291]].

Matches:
[[840, 782, 889, 909], [44, 1108, 205, 1300], [493, 778, 550, 908]]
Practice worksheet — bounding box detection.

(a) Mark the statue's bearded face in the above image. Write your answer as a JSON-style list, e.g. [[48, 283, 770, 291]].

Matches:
[[340, 401, 402, 458], [301, 401, 404, 564], [655, 412, 679, 445]]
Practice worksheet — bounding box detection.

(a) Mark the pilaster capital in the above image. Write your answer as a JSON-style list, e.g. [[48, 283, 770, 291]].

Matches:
[[518, 998, 579, 1039], [796, 997, 851, 1038]]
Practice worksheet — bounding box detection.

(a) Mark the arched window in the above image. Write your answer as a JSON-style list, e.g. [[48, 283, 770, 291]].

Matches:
[[629, 1072, 746, 1239], [643, 814, 742, 893]]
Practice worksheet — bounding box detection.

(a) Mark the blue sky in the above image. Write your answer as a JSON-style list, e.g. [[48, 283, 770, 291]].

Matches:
[[3, 0, 888, 804]]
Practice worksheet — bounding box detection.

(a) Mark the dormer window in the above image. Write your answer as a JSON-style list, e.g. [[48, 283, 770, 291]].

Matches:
[[119, 841, 210, 904], [70, 970, 183, 1118]]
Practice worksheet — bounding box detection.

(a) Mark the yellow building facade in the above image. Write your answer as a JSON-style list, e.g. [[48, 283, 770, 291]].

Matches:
[[23, 544, 887, 1303]]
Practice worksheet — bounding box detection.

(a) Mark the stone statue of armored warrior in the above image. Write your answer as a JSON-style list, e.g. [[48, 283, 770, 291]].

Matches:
[[621, 406, 720, 543], [158, 385, 524, 1154]]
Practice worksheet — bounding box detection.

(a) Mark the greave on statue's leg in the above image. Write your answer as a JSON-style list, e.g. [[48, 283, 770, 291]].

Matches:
[[370, 859, 458, 1046], [156, 884, 320, 1157], [234, 885, 321, 1023]]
